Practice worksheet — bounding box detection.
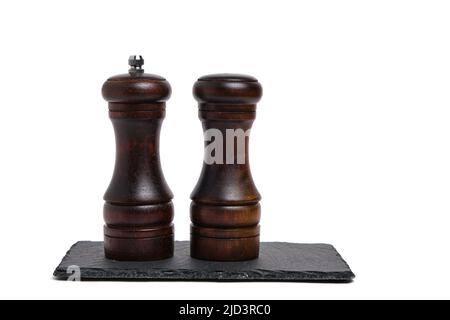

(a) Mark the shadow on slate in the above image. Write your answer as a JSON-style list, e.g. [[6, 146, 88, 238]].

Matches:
[[53, 241, 354, 282]]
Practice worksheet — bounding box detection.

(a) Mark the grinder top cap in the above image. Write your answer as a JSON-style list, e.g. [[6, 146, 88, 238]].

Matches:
[[193, 73, 262, 104], [102, 55, 171, 103]]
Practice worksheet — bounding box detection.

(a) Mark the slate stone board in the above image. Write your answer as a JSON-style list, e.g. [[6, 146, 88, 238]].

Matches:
[[53, 241, 354, 282]]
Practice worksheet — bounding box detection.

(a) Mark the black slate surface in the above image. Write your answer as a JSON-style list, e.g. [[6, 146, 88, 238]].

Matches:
[[53, 241, 354, 282]]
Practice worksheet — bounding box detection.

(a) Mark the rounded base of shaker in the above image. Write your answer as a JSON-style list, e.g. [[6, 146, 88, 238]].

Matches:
[[190, 225, 260, 261], [104, 224, 174, 261]]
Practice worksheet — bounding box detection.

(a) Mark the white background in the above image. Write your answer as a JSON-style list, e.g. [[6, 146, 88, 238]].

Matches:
[[0, 0, 449, 300]]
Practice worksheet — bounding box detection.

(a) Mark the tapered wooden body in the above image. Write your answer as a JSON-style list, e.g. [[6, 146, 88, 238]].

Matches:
[[101, 68, 174, 261], [191, 74, 263, 261]]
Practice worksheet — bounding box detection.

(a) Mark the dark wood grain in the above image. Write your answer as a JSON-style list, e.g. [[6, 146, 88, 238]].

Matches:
[[191, 74, 263, 261], [101, 64, 174, 261]]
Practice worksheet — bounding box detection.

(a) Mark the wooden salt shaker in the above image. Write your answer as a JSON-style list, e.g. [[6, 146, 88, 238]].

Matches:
[[190, 74, 263, 261]]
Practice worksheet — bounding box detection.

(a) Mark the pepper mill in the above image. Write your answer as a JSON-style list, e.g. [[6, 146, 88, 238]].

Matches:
[[191, 74, 263, 261], [101, 56, 174, 261]]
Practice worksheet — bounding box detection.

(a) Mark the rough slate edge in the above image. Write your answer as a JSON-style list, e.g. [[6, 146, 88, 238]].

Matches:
[[53, 241, 355, 283]]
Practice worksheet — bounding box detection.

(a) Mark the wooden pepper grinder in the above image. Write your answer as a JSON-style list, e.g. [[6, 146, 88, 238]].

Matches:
[[191, 74, 263, 261], [101, 56, 174, 261]]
